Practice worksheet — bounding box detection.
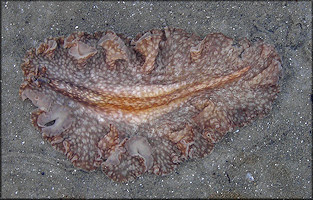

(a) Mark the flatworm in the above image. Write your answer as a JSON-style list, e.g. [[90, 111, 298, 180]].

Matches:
[[20, 27, 282, 182]]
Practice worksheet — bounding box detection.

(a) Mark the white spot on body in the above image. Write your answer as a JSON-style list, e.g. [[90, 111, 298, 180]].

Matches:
[[246, 172, 255, 182]]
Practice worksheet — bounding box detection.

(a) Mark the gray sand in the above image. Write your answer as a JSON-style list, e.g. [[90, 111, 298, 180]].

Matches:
[[1, 1, 312, 198]]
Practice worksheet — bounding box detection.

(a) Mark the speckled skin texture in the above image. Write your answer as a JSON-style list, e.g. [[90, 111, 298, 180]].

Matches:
[[19, 27, 281, 182]]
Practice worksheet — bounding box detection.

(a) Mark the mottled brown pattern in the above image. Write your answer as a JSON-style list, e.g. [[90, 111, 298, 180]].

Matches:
[[19, 27, 281, 182]]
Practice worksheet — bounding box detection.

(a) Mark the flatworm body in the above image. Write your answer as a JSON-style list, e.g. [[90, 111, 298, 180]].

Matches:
[[20, 27, 281, 182]]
